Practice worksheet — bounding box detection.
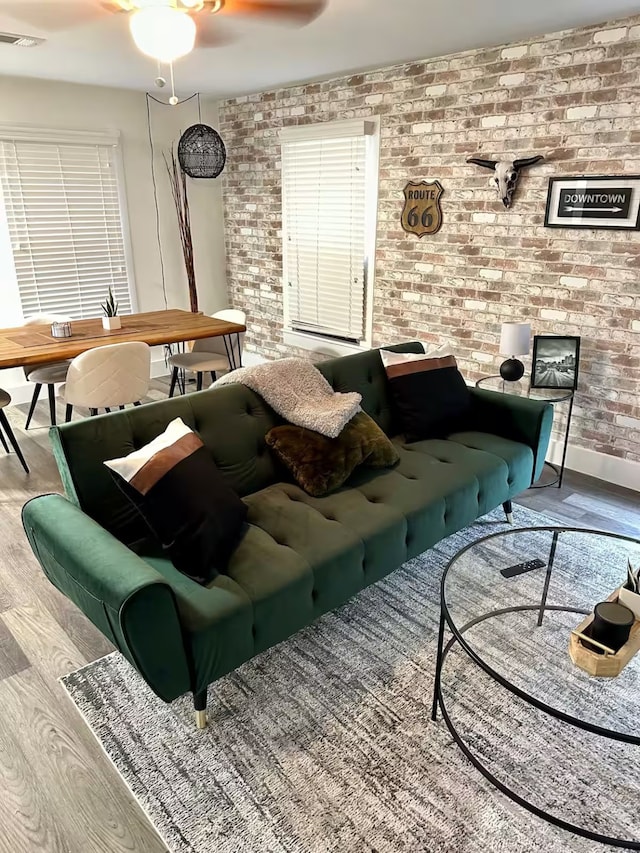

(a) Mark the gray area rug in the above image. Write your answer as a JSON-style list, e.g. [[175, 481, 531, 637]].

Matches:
[[62, 506, 640, 853]]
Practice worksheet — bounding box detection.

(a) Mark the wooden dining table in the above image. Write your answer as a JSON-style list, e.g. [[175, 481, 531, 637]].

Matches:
[[0, 309, 246, 371]]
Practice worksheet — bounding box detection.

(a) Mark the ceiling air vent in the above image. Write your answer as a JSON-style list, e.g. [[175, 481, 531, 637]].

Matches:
[[0, 32, 45, 47]]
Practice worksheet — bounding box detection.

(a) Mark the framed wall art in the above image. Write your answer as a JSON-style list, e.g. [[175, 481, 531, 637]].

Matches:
[[531, 335, 581, 391], [544, 175, 640, 230]]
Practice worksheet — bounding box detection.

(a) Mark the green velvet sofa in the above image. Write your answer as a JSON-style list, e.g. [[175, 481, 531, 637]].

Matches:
[[22, 343, 553, 727]]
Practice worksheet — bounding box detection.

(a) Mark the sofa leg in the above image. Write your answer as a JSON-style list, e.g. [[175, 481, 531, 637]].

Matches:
[[503, 500, 513, 525], [194, 689, 207, 729]]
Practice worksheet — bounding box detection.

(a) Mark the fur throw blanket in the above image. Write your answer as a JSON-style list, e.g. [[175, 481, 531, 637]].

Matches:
[[213, 358, 362, 438]]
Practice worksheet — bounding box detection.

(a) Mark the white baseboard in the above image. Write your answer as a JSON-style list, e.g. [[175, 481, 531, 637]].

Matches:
[[3, 382, 36, 407], [547, 438, 640, 493], [151, 355, 170, 379], [242, 352, 268, 367]]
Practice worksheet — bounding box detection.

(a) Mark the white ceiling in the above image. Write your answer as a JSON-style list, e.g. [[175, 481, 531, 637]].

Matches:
[[0, 0, 639, 99]]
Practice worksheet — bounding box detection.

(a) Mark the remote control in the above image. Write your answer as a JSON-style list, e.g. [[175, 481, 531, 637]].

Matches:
[[500, 558, 546, 579]]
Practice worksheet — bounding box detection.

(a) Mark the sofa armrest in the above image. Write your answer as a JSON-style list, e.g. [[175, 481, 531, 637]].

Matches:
[[22, 494, 192, 703], [469, 388, 554, 483]]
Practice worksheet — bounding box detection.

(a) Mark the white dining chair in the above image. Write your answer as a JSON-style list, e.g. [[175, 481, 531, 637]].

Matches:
[[60, 341, 151, 420], [168, 309, 246, 397], [22, 313, 72, 428]]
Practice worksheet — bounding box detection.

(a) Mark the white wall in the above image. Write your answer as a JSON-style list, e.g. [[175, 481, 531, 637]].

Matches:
[[0, 74, 228, 398]]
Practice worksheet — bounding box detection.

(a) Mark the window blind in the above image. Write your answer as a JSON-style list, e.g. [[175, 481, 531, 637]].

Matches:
[[282, 128, 370, 342], [0, 136, 133, 320]]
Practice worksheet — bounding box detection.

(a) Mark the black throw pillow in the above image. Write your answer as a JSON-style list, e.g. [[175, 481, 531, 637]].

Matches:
[[381, 351, 471, 442], [105, 418, 247, 584]]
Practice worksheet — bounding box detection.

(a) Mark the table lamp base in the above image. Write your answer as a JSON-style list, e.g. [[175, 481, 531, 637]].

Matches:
[[499, 358, 525, 382]]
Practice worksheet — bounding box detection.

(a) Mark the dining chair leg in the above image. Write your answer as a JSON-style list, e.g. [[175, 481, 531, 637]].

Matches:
[[0, 426, 9, 452], [210, 372, 217, 384], [65, 405, 73, 423], [89, 408, 98, 417], [169, 367, 179, 398], [0, 411, 29, 473], [119, 405, 125, 411], [47, 383, 57, 427], [105, 408, 111, 413], [196, 372, 203, 392], [24, 383, 42, 430], [133, 401, 142, 407]]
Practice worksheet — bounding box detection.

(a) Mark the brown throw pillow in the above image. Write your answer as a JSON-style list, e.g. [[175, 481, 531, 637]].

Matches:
[[265, 411, 399, 497]]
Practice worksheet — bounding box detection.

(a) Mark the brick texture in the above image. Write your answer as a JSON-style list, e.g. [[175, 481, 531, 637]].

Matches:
[[220, 16, 640, 465]]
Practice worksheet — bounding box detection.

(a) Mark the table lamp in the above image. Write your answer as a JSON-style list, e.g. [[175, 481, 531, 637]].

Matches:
[[499, 322, 530, 381]]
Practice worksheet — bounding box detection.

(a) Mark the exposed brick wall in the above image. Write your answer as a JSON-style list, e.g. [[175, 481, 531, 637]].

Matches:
[[220, 16, 640, 465]]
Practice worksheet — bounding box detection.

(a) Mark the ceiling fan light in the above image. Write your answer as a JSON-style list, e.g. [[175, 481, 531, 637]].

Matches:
[[129, 6, 196, 63]]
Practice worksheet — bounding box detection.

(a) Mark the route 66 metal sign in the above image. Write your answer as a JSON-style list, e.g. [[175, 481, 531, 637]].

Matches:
[[401, 180, 444, 237]]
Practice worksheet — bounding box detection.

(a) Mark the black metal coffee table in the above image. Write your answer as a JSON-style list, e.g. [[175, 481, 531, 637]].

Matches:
[[432, 526, 640, 848]]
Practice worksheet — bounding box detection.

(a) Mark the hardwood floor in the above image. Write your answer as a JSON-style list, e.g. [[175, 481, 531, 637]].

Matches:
[[518, 468, 640, 538], [0, 385, 169, 853], [0, 378, 638, 853]]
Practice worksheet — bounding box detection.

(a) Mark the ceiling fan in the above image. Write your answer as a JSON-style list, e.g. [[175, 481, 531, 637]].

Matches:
[[2, 0, 326, 103], [1, 1, 327, 48]]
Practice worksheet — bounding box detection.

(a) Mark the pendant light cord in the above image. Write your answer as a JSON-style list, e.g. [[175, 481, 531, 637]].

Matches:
[[144, 90, 203, 312], [169, 61, 176, 102], [146, 92, 201, 107], [146, 92, 168, 310]]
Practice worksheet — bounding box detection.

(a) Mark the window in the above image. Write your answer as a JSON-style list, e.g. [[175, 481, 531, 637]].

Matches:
[[0, 126, 135, 320], [281, 118, 379, 350]]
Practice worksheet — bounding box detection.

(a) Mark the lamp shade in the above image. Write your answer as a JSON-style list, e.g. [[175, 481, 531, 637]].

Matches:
[[499, 322, 531, 356], [130, 6, 196, 63]]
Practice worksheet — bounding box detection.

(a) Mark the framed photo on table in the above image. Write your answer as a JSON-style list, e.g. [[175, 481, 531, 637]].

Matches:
[[544, 176, 640, 230], [531, 336, 581, 391]]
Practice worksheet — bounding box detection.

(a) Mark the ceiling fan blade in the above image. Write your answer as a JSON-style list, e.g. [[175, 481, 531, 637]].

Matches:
[[195, 20, 236, 48], [0, 0, 108, 32], [219, 0, 325, 25]]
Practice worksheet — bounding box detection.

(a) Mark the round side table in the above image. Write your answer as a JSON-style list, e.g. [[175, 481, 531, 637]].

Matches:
[[475, 375, 575, 489]]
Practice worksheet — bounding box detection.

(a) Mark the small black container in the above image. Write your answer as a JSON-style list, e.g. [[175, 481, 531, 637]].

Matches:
[[591, 601, 635, 652]]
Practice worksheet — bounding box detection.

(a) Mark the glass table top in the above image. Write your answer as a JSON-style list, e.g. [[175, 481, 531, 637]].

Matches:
[[476, 375, 573, 403], [442, 526, 640, 742]]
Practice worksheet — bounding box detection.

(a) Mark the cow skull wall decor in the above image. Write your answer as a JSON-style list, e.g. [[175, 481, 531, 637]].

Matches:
[[466, 155, 544, 208]]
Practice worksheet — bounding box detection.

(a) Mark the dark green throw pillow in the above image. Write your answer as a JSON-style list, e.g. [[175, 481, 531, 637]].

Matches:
[[265, 411, 399, 497]]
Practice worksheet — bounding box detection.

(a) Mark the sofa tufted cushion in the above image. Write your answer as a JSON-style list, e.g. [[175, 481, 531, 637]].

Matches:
[[138, 429, 535, 692]]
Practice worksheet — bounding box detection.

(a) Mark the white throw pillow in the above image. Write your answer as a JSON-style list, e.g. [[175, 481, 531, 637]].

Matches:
[[104, 417, 193, 483], [380, 343, 453, 367]]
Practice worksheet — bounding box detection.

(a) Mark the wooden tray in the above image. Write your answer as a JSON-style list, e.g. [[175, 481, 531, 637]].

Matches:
[[569, 590, 640, 677]]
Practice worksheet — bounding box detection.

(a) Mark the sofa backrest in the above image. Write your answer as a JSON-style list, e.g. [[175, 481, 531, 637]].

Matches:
[[316, 341, 423, 436], [51, 383, 282, 551], [50, 341, 423, 549]]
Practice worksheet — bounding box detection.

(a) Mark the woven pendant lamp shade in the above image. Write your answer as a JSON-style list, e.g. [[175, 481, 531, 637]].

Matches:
[[178, 124, 226, 178]]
